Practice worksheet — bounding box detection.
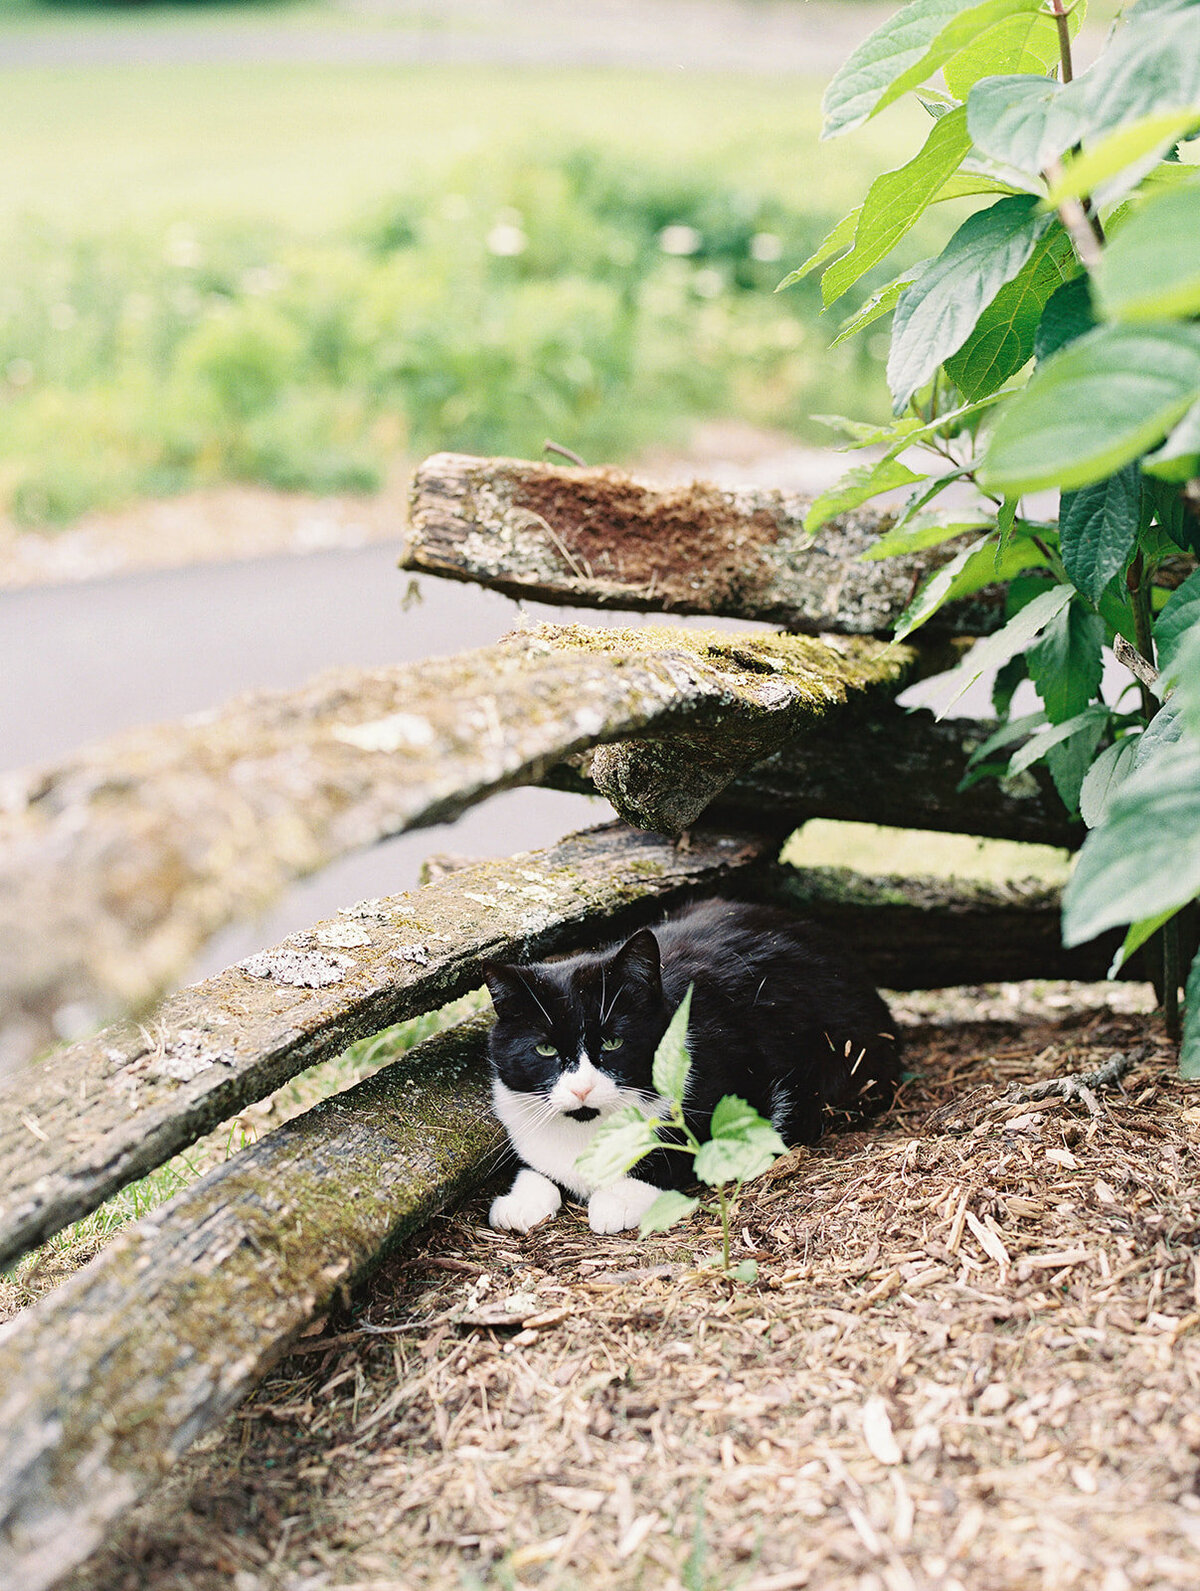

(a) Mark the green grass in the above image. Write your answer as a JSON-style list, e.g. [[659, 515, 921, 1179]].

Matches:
[[784, 819, 1072, 886], [0, 58, 935, 524]]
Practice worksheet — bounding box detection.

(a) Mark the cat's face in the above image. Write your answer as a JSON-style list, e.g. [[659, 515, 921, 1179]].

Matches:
[[483, 928, 668, 1121]]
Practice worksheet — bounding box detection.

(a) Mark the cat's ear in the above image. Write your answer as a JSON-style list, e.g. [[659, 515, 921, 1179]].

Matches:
[[610, 928, 661, 996], [481, 961, 534, 1016]]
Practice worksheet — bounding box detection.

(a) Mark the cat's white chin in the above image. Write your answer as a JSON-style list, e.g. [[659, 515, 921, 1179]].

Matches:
[[489, 1168, 562, 1233], [587, 1176, 661, 1234]]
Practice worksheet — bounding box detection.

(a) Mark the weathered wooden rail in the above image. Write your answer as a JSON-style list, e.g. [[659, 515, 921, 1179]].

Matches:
[[0, 450, 1122, 1591], [0, 622, 906, 1070], [406, 451, 1008, 636]]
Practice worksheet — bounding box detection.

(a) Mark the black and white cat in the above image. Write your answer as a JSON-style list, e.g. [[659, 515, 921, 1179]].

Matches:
[[483, 898, 901, 1235]]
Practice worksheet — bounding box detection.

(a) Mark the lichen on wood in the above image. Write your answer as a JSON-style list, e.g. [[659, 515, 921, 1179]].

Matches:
[[405, 451, 1008, 637], [0, 1017, 503, 1591], [0, 823, 774, 1271], [0, 620, 901, 1068]]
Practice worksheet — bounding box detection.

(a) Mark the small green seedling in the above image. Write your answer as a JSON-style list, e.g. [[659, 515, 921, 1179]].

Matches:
[[575, 987, 785, 1280]]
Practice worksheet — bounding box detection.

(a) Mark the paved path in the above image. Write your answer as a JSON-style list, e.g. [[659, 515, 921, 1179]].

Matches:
[[1, 544, 623, 974], [0, 0, 887, 75]]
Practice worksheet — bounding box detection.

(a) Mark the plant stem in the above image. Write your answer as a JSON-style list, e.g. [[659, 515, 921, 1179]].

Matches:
[[1164, 917, 1182, 1042], [1126, 552, 1158, 723], [716, 1184, 731, 1273], [1048, 0, 1074, 82]]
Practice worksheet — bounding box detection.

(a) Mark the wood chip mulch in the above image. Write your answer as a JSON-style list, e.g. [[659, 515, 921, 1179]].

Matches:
[[64, 1002, 1200, 1591]]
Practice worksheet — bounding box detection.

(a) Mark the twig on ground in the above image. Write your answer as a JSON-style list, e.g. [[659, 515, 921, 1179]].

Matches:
[[1003, 1046, 1148, 1117]]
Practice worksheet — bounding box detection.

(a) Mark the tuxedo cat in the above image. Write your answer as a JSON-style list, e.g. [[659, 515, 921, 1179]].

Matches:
[[483, 898, 901, 1235]]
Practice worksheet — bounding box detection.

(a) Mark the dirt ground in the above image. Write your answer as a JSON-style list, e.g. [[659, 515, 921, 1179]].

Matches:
[[58, 998, 1200, 1591]]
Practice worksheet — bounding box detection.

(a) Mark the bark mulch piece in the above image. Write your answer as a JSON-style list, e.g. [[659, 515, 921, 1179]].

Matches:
[[60, 1002, 1200, 1591]]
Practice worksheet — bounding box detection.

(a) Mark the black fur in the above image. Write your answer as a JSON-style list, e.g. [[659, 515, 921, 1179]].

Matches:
[[484, 898, 902, 1191]]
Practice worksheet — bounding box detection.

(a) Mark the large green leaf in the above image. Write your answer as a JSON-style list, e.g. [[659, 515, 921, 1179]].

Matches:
[[1026, 597, 1105, 722], [652, 986, 693, 1106], [804, 456, 925, 534], [892, 543, 985, 640], [1059, 7, 1200, 144], [893, 530, 1045, 641], [935, 171, 1026, 203], [821, 108, 972, 306], [1058, 463, 1141, 604], [638, 1190, 700, 1237], [1062, 736, 1200, 944], [832, 390, 1016, 454], [966, 75, 1077, 177], [1129, 0, 1199, 16], [1096, 173, 1200, 322], [1045, 713, 1108, 812], [862, 508, 992, 560], [574, 1107, 661, 1185], [1142, 399, 1200, 484], [1006, 704, 1107, 776], [1078, 734, 1139, 828], [979, 323, 1200, 494], [1043, 109, 1200, 209], [1171, 626, 1200, 740], [1154, 568, 1200, 673], [1033, 276, 1096, 364], [1109, 905, 1179, 979], [943, 6, 1081, 98], [928, 583, 1072, 716], [777, 209, 860, 292], [693, 1096, 785, 1186], [887, 195, 1052, 412], [831, 266, 925, 346], [1134, 699, 1185, 770], [821, 0, 1044, 140], [943, 225, 1075, 400]]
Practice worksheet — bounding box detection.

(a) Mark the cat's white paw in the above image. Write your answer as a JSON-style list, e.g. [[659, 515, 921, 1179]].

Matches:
[[587, 1178, 661, 1235], [489, 1168, 562, 1233]]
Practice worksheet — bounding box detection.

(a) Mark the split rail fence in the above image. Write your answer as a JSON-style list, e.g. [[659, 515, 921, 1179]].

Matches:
[[0, 452, 1123, 1590]]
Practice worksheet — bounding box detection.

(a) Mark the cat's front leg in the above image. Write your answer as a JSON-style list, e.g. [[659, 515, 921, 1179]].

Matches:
[[490, 1167, 562, 1233], [588, 1176, 661, 1235]]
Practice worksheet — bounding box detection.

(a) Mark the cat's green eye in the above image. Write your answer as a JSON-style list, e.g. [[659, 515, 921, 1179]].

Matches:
[[535, 1042, 557, 1057], [601, 1036, 623, 1051]]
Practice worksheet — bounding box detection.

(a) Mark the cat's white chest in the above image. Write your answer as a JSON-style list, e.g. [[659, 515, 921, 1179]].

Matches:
[[492, 1081, 608, 1198]]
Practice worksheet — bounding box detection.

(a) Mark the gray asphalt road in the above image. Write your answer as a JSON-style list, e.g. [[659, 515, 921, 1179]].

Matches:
[[1, 544, 621, 977]]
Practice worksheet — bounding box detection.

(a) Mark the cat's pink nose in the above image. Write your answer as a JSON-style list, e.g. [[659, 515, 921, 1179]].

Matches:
[[572, 1081, 594, 1101]]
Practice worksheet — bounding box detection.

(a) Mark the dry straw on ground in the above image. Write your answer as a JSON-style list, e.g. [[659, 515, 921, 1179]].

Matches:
[[45, 998, 1200, 1591]]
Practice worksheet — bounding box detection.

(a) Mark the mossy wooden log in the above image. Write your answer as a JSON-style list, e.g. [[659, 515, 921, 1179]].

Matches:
[[547, 703, 1080, 850], [0, 823, 774, 1272], [754, 865, 1122, 989], [0, 1017, 503, 1591], [0, 622, 904, 1069], [405, 451, 1006, 637]]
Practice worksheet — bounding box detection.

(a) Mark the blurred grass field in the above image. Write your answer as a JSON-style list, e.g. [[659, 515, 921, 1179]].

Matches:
[[0, 34, 938, 526]]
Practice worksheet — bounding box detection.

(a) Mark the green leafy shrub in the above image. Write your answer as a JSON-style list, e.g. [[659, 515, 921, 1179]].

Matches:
[[793, 0, 1200, 1064], [575, 989, 784, 1280], [0, 144, 884, 525]]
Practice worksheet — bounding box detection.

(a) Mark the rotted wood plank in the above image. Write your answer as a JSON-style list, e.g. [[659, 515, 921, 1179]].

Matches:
[[0, 621, 905, 1069], [0, 823, 774, 1272], [0, 1016, 503, 1591], [404, 451, 1007, 637], [546, 702, 1081, 850], [753, 865, 1122, 989]]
